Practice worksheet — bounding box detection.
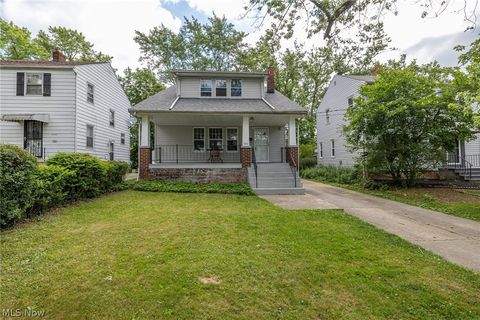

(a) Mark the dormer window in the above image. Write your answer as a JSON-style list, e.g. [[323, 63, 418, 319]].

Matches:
[[215, 79, 227, 97], [200, 80, 212, 97], [231, 79, 242, 97]]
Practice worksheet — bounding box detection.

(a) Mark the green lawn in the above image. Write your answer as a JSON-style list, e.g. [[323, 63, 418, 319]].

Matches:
[[1, 191, 480, 319]]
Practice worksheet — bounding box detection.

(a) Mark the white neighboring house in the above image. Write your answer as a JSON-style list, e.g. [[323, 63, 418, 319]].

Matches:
[[0, 50, 131, 162], [317, 74, 480, 180]]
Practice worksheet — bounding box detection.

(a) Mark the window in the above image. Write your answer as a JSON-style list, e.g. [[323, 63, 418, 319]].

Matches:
[[120, 133, 125, 145], [226, 128, 238, 151], [348, 96, 354, 107], [200, 80, 212, 97], [215, 79, 227, 96], [325, 109, 330, 124], [109, 110, 115, 127], [109, 142, 114, 161], [319, 142, 323, 158], [87, 83, 94, 103], [86, 125, 94, 148], [231, 79, 242, 97], [26, 73, 42, 95], [209, 128, 223, 150], [330, 139, 335, 157], [193, 127, 205, 151]]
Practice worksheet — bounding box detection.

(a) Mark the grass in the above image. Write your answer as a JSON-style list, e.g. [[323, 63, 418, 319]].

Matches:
[[1, 191, 480, 319], [127, 180, 254, 195]]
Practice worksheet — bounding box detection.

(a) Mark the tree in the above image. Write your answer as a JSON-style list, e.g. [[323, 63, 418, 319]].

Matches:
[[344, 63, 477, 185], [0, 19, 49, 60], [34, 26, 111, 62], [135, 14, 247, 82], [119, 68, 165, 168]]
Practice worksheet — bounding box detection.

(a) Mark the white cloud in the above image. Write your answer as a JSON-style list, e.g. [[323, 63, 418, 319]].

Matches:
[[0, 0, 182, 72]]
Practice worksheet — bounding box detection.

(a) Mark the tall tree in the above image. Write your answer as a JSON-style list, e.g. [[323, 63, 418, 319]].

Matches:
[[134, 14, 247, 81], [0, 19, 48, 60]]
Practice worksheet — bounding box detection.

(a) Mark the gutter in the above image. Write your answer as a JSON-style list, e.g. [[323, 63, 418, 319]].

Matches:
[[262, 97, 276, 110]]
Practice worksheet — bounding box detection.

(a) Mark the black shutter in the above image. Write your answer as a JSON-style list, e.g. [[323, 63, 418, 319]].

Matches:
[[16, 72, 24, 96], [43, 73, 51, 96]]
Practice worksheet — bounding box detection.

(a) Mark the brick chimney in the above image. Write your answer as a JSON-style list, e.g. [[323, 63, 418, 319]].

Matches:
[[52, 48, 66, 62], [267, 66, 275, 93]]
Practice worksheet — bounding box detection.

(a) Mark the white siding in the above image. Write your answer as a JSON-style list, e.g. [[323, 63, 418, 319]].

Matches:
[[317, 75, 365, 167], [179, 77, 262, 98], [465, 134, 480, 157], [0, 67, 76, 157], [73, 64, 130, 162]]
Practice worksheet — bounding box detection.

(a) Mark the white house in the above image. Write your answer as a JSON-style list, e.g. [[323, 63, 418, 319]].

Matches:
[[0, 50, 130, 162], [130, 68, 307, 194], [317, 74, 480, 181]]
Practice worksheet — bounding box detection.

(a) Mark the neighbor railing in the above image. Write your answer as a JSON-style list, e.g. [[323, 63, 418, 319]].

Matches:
[[281, 147, 297, 188], [445, 154, 473, 180], [252, 147, 258, 188], [152, 145, 240, 163]]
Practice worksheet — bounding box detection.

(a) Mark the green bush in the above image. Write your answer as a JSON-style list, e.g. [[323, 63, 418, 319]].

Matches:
[[300, 164, 360, 184], [299, 156, 317, 171], [0, 145, 38, 226], [300, 143, 316, 158], [102, 160, 129, 190], [128, 180, 254, 195], [30, 165, 76, 213]]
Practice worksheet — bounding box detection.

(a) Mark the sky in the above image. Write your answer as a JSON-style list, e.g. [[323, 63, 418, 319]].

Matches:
[[0, 0, 478, 73]]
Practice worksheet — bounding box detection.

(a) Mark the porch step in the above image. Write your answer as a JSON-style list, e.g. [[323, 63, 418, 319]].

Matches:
[[248, 163, 304, 195], [252, 187, 305, 195]]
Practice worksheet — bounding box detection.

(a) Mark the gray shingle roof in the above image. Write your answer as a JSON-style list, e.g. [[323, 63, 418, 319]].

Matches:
[[341, 75, 376, 83], [130, 85, 306, 114], [0, 59, 106, 67]]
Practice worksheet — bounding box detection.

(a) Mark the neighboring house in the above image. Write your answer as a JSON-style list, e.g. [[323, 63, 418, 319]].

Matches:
[[0, 50, 130, 162], [317, 74, 480, 181], [130, 68, 307, 194]]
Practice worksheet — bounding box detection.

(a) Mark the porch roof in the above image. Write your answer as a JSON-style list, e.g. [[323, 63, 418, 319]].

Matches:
[[129, 85, 307, 115]]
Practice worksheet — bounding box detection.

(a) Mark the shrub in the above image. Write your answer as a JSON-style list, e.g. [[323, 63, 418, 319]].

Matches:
[[128, 180, 254, 195], [300, 164, 360, 185], [0, 145, 38, 226], [299, 156, 317, 171], [102, 160, 129, 190], [299, 143, 316, 158]]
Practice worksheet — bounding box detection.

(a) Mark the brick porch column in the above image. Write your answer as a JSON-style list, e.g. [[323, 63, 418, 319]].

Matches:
[[240, 147, 252, 168], [286, 146, 299, 169], [139, 115, 151, 179], [139, 147, 151, 179]]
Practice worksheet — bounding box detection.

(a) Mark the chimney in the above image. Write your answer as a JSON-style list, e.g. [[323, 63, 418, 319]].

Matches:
[[52, 48, 66, 62], [267, 66, 275, 93], [371, 64, 379, 76]]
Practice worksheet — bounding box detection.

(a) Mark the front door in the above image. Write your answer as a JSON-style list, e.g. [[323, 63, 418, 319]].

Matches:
[[24, 120, 43, 158], [254, 127, 269, 162]]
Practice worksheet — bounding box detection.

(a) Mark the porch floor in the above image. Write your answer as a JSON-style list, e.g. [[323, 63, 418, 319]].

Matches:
[[150, 162, 242, 169]]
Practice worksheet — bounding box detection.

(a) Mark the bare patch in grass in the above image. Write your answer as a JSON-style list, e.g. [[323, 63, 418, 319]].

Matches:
[[199, 276, 221, 285]]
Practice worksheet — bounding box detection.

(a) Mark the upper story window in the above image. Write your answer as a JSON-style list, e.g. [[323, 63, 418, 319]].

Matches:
[[26, 73, 43, 95], [200, 80, 212, 97], [348, 96, 354, 107], [87, 83, 94, 104], [109, 110, 115, 127], [325, 109, 330, 124], [231, 79, 242, 97], [120, 133, 125, 145], [215, 79, 227, 97]]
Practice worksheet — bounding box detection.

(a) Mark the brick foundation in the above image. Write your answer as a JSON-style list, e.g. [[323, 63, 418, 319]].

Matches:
[[149, 167, 247, 183], [286, 146, 299, 169], [139, 147, 151, 179], [240, 147, 252, 168]]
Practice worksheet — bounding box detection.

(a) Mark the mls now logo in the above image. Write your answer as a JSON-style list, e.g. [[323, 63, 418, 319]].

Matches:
[[2, 308, 46, 318]]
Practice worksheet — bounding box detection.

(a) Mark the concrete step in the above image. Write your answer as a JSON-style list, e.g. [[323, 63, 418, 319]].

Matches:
[[252, 187, 305, 195]]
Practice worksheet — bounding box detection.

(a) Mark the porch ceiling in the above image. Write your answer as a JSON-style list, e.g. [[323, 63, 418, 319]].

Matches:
[[150, 113, 292, 126]]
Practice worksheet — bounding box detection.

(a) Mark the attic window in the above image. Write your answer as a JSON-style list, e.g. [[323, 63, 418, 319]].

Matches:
[[231, 79, 242, 97], [215, 80, 227, 96], [200, 80, 212, 97]]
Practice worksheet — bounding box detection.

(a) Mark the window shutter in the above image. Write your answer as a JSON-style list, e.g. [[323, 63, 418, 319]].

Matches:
[[43, 73, 51, 96], [16, 72, 25, 96]]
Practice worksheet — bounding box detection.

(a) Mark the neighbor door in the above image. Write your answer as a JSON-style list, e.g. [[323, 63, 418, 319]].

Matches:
[[254, 127, 269, 162], [24, 120, 43, 158]]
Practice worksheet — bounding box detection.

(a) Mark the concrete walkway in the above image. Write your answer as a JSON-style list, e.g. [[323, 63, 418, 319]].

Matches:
[[261, 180, 480, 272]]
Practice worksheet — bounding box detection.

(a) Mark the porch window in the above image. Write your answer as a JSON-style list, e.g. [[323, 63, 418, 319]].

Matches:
[[193, 127, 205, 151], [209, 127, 223, 150], [200, 80, 212, 97], [231, 79, 242, 97], [86, 124, 94, 148], [215, 79, 227, 97], [226, 128, 238, 151], [26, 73, 43, 95], [319, 142, 323, 158], [330, 139, 335, 157]]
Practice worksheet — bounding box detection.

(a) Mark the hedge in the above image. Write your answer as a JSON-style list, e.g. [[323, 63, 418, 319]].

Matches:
[[300, 164, 360, 185], [0, 146, 128, 227], [127, 180, 255, 195]]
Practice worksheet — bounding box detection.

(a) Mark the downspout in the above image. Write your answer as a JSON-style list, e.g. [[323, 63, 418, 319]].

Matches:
[[262, 97, 275, 110], [73, 68, 78, 153]]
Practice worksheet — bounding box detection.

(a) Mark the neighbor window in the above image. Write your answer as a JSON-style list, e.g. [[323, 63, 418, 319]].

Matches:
[[348, 96, 354, 107], [86, 125, 94, 148], [26, 73, 43, 95], [209, 128, 223, 150], [120, 133, 125, 145], [330, 139, 335, 157], [200, 80, 212, 97], [226, 128, 238, 151], [319, 142, 323, 158], [109, 110, 115, 127], [231, 79, 242, 97], [193, 127, 205, 151], [109, 142, 114, 161], [325, 109, 330, 124], [215, 79, 227, 97], [87, 83, 94, 103]]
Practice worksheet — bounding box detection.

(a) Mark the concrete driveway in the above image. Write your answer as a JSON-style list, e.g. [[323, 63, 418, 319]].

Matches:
[[261, 180, 480, 272]]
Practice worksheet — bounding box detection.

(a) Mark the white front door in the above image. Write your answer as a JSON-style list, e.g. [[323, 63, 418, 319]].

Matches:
[[254, 127, 269, 162]]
